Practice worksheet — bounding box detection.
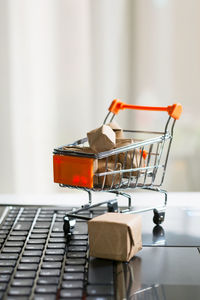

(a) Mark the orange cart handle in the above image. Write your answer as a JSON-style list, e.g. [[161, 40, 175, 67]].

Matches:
[[109, 99, 183, 120]]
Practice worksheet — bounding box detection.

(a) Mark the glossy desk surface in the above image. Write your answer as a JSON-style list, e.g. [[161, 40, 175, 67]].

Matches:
[[142, 206, 200, 247], [114, 203, 200, 299], [117, 247, 200, 300]]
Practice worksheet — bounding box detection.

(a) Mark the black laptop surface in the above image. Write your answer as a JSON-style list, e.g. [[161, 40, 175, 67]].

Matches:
[[0, 202, 199, 300]]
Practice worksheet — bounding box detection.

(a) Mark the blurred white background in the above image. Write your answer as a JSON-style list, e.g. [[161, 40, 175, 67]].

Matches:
[[0, 0, 200, 194]]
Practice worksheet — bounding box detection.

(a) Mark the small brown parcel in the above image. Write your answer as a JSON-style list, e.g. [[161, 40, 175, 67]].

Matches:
[[107, 121, 124, 139], [87, 125, 116, 153], [88, 213, 142, 262]]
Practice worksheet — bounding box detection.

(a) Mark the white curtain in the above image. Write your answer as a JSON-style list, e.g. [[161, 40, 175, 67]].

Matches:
[[0, 0, 200, 194]]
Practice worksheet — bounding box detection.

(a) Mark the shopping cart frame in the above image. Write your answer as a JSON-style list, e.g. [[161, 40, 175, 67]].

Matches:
[[53, 99, 182, 235]]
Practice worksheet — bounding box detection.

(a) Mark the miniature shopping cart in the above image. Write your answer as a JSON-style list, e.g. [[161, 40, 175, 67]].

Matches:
[[53, 99, 182, 235]]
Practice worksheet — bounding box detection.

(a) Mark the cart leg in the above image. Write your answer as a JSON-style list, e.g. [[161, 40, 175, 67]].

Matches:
[[109, 191, 132, 211], [87, 190, 92, 205], [152, 189, 167, 225], [107, 199, 118, 212], [159, 188, 168, 206], [153, 208, 165, 225], [63, 216, 76, 236]]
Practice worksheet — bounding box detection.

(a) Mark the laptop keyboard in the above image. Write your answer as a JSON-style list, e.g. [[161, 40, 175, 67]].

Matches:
[[0, 207, 115, 300]]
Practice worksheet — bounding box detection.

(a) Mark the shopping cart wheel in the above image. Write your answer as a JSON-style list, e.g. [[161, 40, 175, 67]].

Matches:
[[153, 209, 165, 225], [107, 199, 118, 212], [63, 216, 76, 235]]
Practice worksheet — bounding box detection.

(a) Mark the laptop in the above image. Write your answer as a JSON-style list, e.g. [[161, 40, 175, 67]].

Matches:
[[0, 200, 200, 299]]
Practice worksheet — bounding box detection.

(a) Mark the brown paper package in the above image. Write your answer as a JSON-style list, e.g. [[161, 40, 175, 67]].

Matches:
[[94, 161, 122, 186], [107, 121, 124, 139], [88, 213, 142, 262], [87, 125, 116, 153], [116, 139, 145, 176]]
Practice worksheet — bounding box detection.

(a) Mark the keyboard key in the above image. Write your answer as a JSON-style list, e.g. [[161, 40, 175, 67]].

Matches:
[[71, 235, 88, 240], [35, 285, 57, 294], [73, 222, 88, 234], [87, 297, 114, 300], [0, 253, 18, 260], [0, 274, 10, 282], [50, 233, 65, 238], [30, 234, 47, 239], [14, 222, 32, 231], [34, 222, 51, 229], [8, 236, 26, 241], [52, 223, 63, 232], [69, 240, 87, 246], [21, 257, 40, 264], [87, 285, 114, 296], [0, 282, 7, 291], [47, 243, 65, 249], [56, 210, 70, 214], [38, 212, 53, 216], [60, 289, 82, 298], [26, 244, 44, 250], [19, 216, 35, 220], [3, 221, 13, 225], [0, 239, 4, 243], [0, 260, 16, 267], [19, 217, 34, 222], [8, 287, 31, 296], [20, 212, 36, 216], [22, 210, 36, 214], [15, 271, 36, 279], [7, 297, 31, 300], [0, 267, 13, 274], [23, 250, 42, 257], [62, 280, 83, 289], [37, 277, 59, 285], [68, 246, 87, 252], [37, 218, 52, 222], [43, 255, 63, 262], [2, 247, 21, 253], [0, 234, 7, 239], [67, 252, 86, 258], [4, 218, 15, 223], [5, 241, 24, 247], [1, 225, 11, 230], [49, 238, 66, 243], [18, 263, 38, 271], [56, 213, 65, 217], [40, 210, 54, 214], [42, 262, 61, 269], [34, 294, 56, 300], [63, 273, 84, 280], [40, 269, 60, 277], [10, 231, 28, 236], [12, 279, 34, 287], [28, 239, 46, 244], [0, 230, 9, 235], [32, 229, 49, 234], [23, 210, 37, 213], [66, 259, 86, 265], [88, 258, 113, 284], [64, 265, 84, 273], [55, 218, 64, 222], [45, 249, 64, 255]]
